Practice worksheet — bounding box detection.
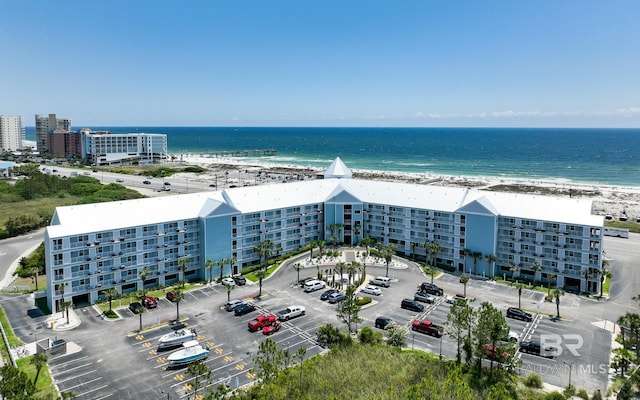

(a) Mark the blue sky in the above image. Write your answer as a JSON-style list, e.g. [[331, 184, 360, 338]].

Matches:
[[2, 1, 639, 127]]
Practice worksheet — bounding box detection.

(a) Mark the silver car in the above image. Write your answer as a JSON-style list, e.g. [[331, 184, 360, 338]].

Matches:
[[413, 291, 435, 304], [360, 285, 382, 296]]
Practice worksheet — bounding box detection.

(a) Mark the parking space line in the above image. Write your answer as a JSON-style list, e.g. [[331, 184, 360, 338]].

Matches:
[[75, 384, 110, 398], [62, 376, 104, 392], [51, 361, 94, 376], [50, 355, 90, 369], [55, 369, 98, 384], [93, 393, 114, 400]]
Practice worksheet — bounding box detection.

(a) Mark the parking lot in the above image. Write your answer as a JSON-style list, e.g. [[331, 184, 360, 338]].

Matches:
[[0, 254, 612, 398]]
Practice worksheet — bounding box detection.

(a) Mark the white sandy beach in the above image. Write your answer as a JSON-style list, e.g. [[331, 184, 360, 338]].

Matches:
[[173, 154, 640, 221]]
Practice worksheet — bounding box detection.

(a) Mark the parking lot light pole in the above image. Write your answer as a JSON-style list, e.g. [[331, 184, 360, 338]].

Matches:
[[439, 335, 443, 360], [412, 334, 415, 350], [563, 361, 573, 388]]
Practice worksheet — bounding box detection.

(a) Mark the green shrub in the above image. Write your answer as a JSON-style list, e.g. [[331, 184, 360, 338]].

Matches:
[[356, 296, 372, 306], [544, 392, 565, 400], [358, 327, 383, 345], [576, 388, 589, 399], [523, 373, 543, 388]]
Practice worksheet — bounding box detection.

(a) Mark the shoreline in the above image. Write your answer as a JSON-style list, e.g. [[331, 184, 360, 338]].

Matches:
[[172, 154, 640, 221]]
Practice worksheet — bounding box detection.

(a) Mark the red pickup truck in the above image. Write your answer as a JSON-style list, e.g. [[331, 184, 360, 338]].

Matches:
[[248, 314, 277, 332], [411, 319, 443, 337]]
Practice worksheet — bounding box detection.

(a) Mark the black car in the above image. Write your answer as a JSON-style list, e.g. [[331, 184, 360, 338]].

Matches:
[[519, 340, 556, 358], [233, 275, 247, 286], [375, 316, 393, 330], [320, 289, 339, 301], [401, 298, 425, 312], [506, 307, 533, 322], [420, 282, 444, 296], [129, 302, 144, 314], [234, 303, 256, 316], [143, 180, 151, 184]]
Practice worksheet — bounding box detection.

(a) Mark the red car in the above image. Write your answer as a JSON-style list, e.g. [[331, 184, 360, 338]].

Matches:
[[483, 345, 510, 362], [262, 322, 282, 335], [142, 296, 159, 309], [411, 319, 443, 337], [248, 314, 277, 332]]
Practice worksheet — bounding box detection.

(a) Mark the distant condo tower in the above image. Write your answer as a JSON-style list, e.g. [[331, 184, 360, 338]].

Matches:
[[35, 113, 72, 153], [0, 115, 24, 151]]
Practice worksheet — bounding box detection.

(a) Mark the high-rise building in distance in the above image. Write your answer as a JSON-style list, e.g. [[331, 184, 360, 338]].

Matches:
[[0, 115, 24, 151], [35, 113, 71, 153]]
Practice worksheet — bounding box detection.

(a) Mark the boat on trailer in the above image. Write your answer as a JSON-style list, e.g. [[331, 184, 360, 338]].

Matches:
[[158, 328, 197, 348], [167, 340, 209, 367]]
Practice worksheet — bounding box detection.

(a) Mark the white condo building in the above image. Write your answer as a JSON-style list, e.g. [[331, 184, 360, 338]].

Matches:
[[44, 158, 605, 312], [0, 115, 24, 151], [82, 132, 167, 165]]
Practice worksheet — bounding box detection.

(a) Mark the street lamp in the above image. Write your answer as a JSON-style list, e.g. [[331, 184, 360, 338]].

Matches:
[[439, 334, 443, 360], [412, 334, 415, 350], [563, 361, 573, 388]]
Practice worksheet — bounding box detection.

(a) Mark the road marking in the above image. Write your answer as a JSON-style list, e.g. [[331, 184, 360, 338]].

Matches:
[[224, 355, 234, 362], [142, 342, 151, 348], [149, 349, 157, 355], [135, 334, 144, 340], [215, 347, 223, 355], [235, 364, 245, 370], [246, 372, 256, 379], [174, 374, 185, 381], [183, 383, 192, 391], [157, 357, 166, 363]]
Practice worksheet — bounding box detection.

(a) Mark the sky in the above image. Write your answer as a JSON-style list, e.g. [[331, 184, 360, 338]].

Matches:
[[2, 1, 639, 128]]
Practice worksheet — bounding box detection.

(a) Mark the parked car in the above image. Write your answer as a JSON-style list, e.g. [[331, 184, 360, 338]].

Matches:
[[360, 285, 382, 296], [506, 307, 533, 322], [233, 275, 247, 286], [142, 296, 158, 309], [413, 291, 435, 304], [225, 299, 246, 312], [164, 182, 171, 186], [369, 276, 391, 288], [375, 316, 393, 330], [276, 305, 305, 321], [166, 291, 177, 302], [320, 289, 339, 301], [483, 344, 510, 362], [419, 282, 444, 296], [116, 178, 124, 183], [221, 277, 236, 286], [411, 319, 443, 337], [248, 314, 277, 332], [129, 302, 144, 314], [446, 294, 467, 305], [262, 321, 282, 335], [234, 303, 257, 316], [519, 340, 557, 358], [143, 180, 151, 184], [400, 298, 425, 312], [303, 279, 326, 293], [328, 292, 346, 304]]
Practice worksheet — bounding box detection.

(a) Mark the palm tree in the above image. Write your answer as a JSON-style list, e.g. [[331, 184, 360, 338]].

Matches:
[[105, 287, 119, 311], [484, 253, 498, 278], [204, 258, 214, 284], [336, 261, 347, 289], [274, 244, 283, 261], [173, 288, 185, 320], [292, 262, 303, 284], [178, 257, 189, 287], [137, 305, 146, 331], [424, 265, 437, 284], [255, 269, 268, 297], [459, 274, 470, 297], [219, 258, 228, 282], [31, 352, 48, 384], [29, 265, 40, 291], [530, 259, 541, 288], [381, 244, 395, 277], [361, 237, 375, 257], [347, 261, 359, 285], [599, 264, 611, 298], [618, 314, 629, 344], [353, 223, 361, 244], [515, 282, 525, 309], [139, 266, 151, 297], [224, 282, 234, 302], [308, 240, 319, 260], [464, 249, 482, 276], [551, 288, 564, 318], [509, 262, 520, 281], [318, 240, 326, 257], [581, 268, 594, 293], [546, 273, 557, 295], [425, 241, 442, 267], [255, 239, 274, 268]]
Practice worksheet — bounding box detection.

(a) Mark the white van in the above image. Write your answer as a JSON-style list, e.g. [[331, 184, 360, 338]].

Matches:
[[369, 276, 391, 288], [303, 280, 326, 292]]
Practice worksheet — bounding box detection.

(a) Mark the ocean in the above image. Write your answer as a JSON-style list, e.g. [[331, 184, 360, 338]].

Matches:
[[24, 127, 640, 187]]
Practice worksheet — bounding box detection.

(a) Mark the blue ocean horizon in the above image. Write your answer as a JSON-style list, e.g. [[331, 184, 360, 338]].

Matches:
[[25, 127, 640, 187]]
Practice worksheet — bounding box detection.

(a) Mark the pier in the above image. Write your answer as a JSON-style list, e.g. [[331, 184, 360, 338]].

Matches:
[[199, 149, 277, 158]]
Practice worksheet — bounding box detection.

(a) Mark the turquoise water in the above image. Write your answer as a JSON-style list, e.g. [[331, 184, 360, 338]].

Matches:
[[25, 127, 640, 187]]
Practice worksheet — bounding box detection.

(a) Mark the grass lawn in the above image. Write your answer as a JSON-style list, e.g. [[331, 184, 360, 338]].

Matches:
[[0, 195, 81, 232]]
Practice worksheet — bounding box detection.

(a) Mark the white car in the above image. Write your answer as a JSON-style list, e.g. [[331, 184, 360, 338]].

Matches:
[[221, 277, 236, 286], [445, 295, 455, 304], [360, 285, 382, 296], [276, 305, 306, 321]]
